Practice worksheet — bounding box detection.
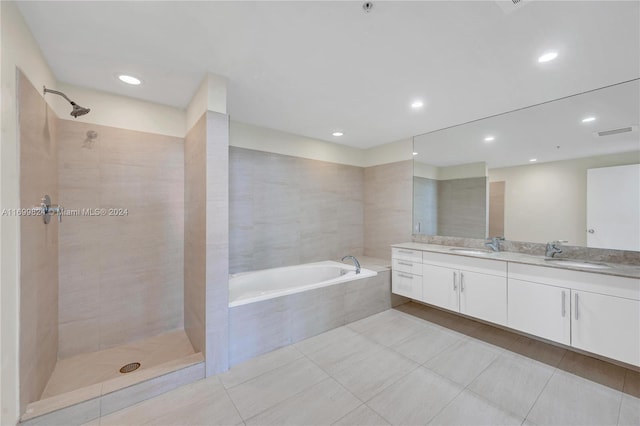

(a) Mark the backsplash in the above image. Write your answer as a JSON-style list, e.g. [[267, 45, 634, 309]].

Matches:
[[412, 235, 640, 265]]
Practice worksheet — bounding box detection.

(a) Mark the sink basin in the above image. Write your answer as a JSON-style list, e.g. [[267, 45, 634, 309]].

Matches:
[[449, 248, 493, 255], [544, 258, 611, 270]]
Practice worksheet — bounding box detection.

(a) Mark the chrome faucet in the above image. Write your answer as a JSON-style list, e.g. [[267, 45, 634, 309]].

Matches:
[[545, 240, 567, 258], [485, 237, 504, 252], [341, 255, 361, 274]]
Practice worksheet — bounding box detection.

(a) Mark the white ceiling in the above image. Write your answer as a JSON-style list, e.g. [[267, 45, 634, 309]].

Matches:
[[414, 79, 640, 169], [17, 1, 640, 148]]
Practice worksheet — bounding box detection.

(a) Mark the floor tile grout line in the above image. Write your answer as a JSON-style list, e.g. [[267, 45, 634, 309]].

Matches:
[[329, 403, 369, 426], [240, 376, 346, 424], [221, 381, 246, 425], [221, 345, 305, 391], [615, 383, 625, 426], [299, 350, 366, 404], [464, 385, 527, 423], [362, 400, 395, 426], [520, 364, 559, 423], [228, 359, 331, 422], [361, 363, 423, 404], [422, 383, 467, 425]]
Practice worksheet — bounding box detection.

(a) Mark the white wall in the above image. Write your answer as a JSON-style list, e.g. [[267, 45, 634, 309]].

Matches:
[[57, 83, 186, 138], [230, 121, 364, 167], [230, 122, 412, 168], [489, 152, 640, 246]]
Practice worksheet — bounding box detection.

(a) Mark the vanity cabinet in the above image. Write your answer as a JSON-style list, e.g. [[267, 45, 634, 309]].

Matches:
[[571, 290, 640, 367], [509, 263, 640, 367], [508, 279, 571, 345], [391, 245, 640, 367], [391, 248, 423, 300], [422, 252, 507, 326]]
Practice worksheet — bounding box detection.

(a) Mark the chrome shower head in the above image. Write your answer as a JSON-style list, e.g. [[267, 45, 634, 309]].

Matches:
[[70, 102, 90, 118], [43, 86, 91, 118]]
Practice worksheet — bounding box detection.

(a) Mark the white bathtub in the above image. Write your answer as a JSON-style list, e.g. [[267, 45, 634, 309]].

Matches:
[[229, 260, 377, 307]]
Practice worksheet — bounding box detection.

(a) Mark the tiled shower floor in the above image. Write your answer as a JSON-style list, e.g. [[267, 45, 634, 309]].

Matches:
[[42, 329, 196, 398], [90, 302, 640, 426]]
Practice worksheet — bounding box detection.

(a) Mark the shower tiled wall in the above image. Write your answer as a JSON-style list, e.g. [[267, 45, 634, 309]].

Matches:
[[229, 147, 365, 273], [184, 111, 230, 376], [57, 120, 184, 358], [18, 71, 59, 409]]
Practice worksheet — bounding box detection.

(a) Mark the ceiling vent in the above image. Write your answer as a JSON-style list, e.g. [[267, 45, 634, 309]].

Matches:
[[593, 126, 638, 137], [495, 0, 536, 14]]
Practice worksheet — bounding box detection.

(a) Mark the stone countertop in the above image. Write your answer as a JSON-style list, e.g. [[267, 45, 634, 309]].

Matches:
[[392, 242, 640, 279]]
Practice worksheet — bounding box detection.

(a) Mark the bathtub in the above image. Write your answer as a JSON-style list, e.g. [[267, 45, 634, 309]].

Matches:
[[228, 260, 392, 366], [229, 260, 377, 307]]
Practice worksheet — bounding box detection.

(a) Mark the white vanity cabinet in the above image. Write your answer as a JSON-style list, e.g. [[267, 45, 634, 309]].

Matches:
[[391, 248, 423, 300], [422, 252, 507, 326], [508, 279, 571, 345], [509, 263, 640, 367], [571, 290, 640, 367]]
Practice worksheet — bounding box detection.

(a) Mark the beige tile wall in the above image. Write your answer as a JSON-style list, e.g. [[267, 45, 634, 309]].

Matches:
[[204, 112, 230, 375], [57, 119, 184, 358], [184, 112, 230, 376], [18, 71, 59, 410], [364, 160, 414, 259], [437, 176, 487, 239], [184, 113, 207, 358], [229, 147, 365, 273]]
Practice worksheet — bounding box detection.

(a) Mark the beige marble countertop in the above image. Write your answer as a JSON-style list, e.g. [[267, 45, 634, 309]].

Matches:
[[392, 242, 640, 279]]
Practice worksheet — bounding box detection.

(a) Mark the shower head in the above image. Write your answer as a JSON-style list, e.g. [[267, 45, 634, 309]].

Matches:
[[43, 86, 91, 118], [70, 102, 91, 118]]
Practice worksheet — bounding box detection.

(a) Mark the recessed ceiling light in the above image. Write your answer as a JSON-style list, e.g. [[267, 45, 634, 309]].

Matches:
[[538, 52, 558, 63], [118, 74, 141, 85], [332, 132, 344, 137], [412, 152, 418, 156], [484, 136, 495, 142], [529, 158, 538, 162], [581, 116, 596, 123], [411, 100, 424, 109]]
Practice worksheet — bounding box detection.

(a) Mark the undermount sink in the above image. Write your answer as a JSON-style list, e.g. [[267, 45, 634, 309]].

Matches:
[[544, 258, 611, 270], [449, 248, 493, 255]]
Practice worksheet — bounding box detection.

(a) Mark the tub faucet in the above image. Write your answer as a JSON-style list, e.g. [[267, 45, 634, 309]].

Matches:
[[485, 237, 504, 252], [545, 240, 567, 258], [341, 255, 361, 274]]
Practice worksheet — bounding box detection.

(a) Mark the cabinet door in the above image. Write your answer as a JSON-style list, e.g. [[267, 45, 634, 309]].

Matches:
[[459, 271, 507, 326], [508, 279, 570, 345], [392, 270, 422, 300], [572, 290, 640, 367], [422, 264, 459, 312]]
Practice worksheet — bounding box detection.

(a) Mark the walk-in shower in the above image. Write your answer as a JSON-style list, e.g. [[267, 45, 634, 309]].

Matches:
[[43, 86, 91, 117]]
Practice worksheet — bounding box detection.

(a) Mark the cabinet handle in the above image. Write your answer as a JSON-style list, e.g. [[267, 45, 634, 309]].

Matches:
[[574, 293, 579, 320], [561, 291, 566, 317], [398, 273, 413, 279], [398, 250, 414, 254], [460, 272, 465, 292], [453, 272, 457, 291], [397, 261, 413, 267]]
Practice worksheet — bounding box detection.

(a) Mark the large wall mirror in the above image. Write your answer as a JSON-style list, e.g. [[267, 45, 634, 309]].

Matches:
[[413, 79, 640, 252]]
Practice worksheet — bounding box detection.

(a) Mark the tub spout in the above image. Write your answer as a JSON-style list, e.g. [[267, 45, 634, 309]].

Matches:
[[341, 255, 361, 274]]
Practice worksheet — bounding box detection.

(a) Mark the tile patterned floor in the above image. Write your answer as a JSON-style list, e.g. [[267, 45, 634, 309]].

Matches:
[[87, 303, 640, 426]]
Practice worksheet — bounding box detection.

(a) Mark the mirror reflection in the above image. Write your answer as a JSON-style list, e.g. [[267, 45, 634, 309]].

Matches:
[[413, 79, 640, 251]]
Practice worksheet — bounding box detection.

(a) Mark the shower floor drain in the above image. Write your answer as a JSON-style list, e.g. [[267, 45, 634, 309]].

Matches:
[[119, 362, 141, 374]]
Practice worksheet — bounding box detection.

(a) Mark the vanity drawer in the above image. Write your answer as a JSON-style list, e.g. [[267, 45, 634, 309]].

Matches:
[[393, 258, 422, 275], [392, 270, 422, 300], [392, 248, 423, 262]]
